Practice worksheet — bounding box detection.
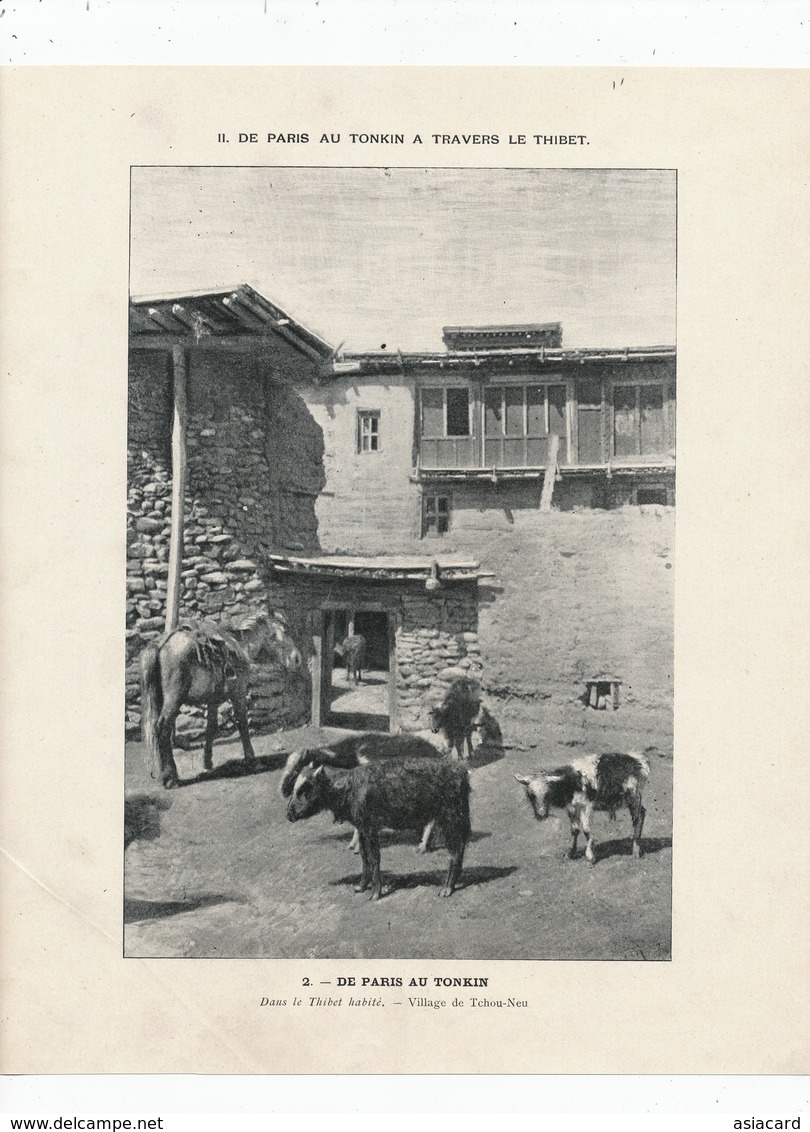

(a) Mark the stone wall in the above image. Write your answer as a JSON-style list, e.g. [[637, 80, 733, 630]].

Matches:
[[126, 341, 324, 740], [395, 587, 483, 733], [263, 573, 482, 734]]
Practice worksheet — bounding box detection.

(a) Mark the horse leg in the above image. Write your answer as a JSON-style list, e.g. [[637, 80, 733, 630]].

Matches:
[[231, 688, 256, 767], [155, 703, 180, 789], [203, 701, 218, 771]]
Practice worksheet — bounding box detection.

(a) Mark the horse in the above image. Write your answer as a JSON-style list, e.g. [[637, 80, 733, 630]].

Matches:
[[139, 610, 302, 789]]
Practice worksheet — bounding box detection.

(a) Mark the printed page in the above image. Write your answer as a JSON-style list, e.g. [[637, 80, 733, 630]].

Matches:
[[0, 66, 807, 1074]]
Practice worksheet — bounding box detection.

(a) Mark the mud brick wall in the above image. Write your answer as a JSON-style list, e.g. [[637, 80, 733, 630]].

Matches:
[[303, 375, 423, 551], [126, 343, 324, 739], [264, 574, 482, 734]]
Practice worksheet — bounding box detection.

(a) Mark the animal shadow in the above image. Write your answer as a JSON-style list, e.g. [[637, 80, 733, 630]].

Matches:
[[124, 892, 247, 923], [124, 793, 172, 849], [325, 711, 389, 731], [466, 742, 505, 770], [587, 835, 672, 863], [330, 863, 517, 899], [180, 751, 290, 786]]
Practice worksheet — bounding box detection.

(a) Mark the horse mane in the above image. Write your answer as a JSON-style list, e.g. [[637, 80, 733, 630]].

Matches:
[[233, 610, 269, 634]]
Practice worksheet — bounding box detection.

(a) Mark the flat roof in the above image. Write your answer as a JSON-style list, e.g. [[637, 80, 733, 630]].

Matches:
[[267, 553, 485, 582]]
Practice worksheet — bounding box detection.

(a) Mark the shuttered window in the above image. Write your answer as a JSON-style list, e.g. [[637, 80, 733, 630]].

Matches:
[[484, 384, 567, 467], [613, 384, 668, 457]]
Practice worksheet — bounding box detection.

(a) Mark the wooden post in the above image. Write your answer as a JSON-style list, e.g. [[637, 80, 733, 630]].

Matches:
[[540, 433, 560, 512], [311, 615, 323, 727], [387, 613, 399, 733], [165, 345, 188, 631], [323, 610, 335, 716]]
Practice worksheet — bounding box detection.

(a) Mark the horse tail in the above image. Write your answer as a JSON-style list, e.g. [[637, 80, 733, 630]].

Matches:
[[140, 641, 163, 780]]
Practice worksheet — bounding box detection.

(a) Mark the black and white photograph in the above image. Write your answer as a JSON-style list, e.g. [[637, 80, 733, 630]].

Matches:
[[125, 166, 676, 960]]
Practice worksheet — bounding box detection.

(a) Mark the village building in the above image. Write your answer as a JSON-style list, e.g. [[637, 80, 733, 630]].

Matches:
[[127, 285, 485, 738], [303, 322, 676, 551], [127, 284, 330, 734], [128, 285, 675, 738]]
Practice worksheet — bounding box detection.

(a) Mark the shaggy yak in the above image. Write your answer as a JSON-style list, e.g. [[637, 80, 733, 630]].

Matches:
[[286, 758, 471, 900], [428, 676, 482, 760], [515, 751, 650, 865], [281, 732, 444, 853]]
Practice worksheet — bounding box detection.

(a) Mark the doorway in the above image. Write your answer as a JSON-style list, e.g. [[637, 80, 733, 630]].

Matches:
[[312, 607, 398, 732]]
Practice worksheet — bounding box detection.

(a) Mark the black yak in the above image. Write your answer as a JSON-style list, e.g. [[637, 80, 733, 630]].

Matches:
[[515, 752, 650, 865], [286, 758, 471, 899], [428, 677, 482, 760], [280, 732, 444, 853]]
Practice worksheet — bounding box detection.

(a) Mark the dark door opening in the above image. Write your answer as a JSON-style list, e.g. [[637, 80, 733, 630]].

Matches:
[[313, 608, 397, 733]]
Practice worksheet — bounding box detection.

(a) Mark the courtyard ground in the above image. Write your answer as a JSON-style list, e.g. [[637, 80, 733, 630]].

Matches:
[[125, 713, 672, 960], [125, 508, 674, 960]]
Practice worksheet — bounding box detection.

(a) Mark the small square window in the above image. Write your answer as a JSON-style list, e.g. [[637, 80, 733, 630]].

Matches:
[[422, 493, 451, 537], [357, 410, 380, 453]]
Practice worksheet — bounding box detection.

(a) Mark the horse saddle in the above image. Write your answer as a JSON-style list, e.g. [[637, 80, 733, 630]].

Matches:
[[175, 619, 242, 680]]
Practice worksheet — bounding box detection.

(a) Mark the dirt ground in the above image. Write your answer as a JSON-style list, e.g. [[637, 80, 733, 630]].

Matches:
[[124, 715, 672, 960], [125, 509, 674, 960]]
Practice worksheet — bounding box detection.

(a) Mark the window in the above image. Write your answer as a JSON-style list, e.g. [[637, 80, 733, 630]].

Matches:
[[422, 493, 451, 537], [420, 387, 473, 469], [484, 384, 567, 467], [613, 384, 668, 457], [446, 388, 471, 437], [357, 410, 380, 453]]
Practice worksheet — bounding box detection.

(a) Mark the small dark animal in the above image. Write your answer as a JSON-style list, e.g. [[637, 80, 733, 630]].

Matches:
[[140, 611, 302, 789], [428, 677, 482, 760], [281, 732, 443, 853], [286, 759, 471, 899], [335, 633, 367, 684], [473, 705, 503, 750], [515, 752, 650, 865]]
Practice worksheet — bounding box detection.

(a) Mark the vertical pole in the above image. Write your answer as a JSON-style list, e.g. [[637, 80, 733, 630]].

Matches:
[[165, 345, 188, 631], [387, 613, 399, 733], [540, 433, 560, 512], [311, 615, 323, 726]]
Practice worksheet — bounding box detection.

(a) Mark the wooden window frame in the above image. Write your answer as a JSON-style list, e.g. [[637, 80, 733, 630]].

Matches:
[[422, 492, 452, 538], [420, 386, 471, 439], [482, 381, 570, 467], [610, 379, 673, 461], [357, 409, 381, 454]]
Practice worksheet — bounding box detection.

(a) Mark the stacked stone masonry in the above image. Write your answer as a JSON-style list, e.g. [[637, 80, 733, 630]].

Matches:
[[264, 575, 482, 735], [127, 344, 324, 740]]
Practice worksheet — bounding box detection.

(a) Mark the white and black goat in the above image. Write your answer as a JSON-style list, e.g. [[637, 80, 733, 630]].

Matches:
[[515, 752, 650, 865]]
